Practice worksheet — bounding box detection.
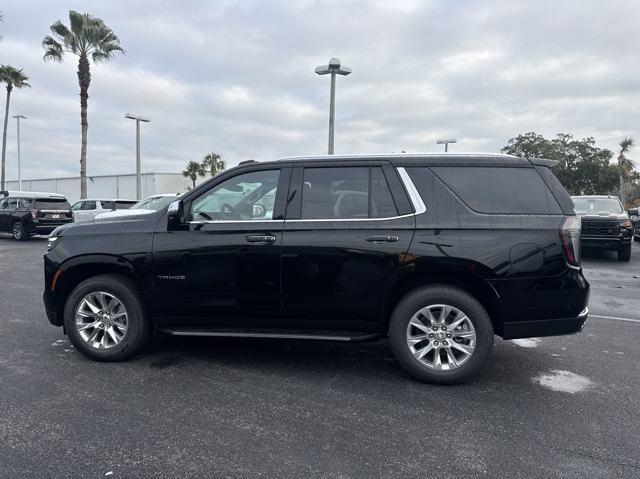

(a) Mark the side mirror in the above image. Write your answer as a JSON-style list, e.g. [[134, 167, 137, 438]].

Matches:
[[167, 200, 186, 231]]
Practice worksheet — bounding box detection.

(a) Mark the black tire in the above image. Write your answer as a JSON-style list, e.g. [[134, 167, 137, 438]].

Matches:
[[12, 222, 28, 241], [388, 285, 494, 384], [63, 274, 152, 361], [618, 244, 631, 262]]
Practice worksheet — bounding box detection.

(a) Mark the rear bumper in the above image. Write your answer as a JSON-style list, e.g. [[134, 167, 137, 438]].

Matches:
[[502, 307, 589, 339], [27, 221, 72, 235]]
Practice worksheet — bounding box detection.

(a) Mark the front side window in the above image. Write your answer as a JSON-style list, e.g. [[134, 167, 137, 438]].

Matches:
[[190, 169, 280, 222], [72, 202, 83, 211], [300, 167, 398, 219], [82, 201, 97, 210]]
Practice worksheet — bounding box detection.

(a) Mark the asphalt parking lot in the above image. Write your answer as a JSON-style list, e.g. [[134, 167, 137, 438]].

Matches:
[[1, 237, 639, 478]]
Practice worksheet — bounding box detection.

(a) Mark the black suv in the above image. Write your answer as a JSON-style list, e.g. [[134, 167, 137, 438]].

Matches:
[[43, 154, 589, 384], [0, 191, 73, 240], [571, 195, 632, 261]]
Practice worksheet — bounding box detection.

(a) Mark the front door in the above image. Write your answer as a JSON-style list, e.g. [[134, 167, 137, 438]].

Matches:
[[150, 166, 290, 327], [281, 163, 415, 333]]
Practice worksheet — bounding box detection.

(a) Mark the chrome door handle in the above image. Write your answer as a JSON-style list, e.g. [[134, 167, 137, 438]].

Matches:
[[365, 235, 399, 243], [246, 234, 277, 243]]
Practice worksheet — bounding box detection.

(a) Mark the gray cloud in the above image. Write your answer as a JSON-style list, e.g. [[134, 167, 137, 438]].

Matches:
[[0, 0, 637, 181]]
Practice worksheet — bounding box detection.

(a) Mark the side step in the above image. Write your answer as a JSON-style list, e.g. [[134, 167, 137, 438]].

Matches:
[[158, 327, 381, 342]]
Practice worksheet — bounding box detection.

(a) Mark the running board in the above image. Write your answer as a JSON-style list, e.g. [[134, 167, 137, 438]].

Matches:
[[158, 327, 380, 342]]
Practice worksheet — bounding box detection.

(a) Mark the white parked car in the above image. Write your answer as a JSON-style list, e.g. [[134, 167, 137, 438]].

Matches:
[[94, 194, 181, 220], [71, 199, 138, 222]]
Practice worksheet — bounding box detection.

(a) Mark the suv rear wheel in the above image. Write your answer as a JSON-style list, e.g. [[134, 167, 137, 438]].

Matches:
[[12, 222, 28, 241], [63, 275, 152, 361], [389, 285, 494, 384]]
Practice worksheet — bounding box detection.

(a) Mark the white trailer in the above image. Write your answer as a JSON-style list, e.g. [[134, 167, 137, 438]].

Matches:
[[5, 173, 196, 204]]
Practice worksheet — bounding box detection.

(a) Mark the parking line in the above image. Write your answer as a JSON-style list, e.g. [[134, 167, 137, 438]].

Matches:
[[590, 314, 640, 324]]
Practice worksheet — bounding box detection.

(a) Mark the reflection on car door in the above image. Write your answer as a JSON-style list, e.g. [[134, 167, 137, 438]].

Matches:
[[281, 162, 416, 332], [150, 166, 291, 328]]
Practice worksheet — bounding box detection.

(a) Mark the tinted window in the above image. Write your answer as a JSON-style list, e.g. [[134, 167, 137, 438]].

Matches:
[[4, 198, 18, 209], [191, 170, 280, 221], [371, 167, 398, 218], [301, 167, 369, 219], [81, 201, 96, 210], [35, 199, 71, 210], [114, 201, 136, 210], [535, 166, 574, 213], [431, 166, 562, 214]]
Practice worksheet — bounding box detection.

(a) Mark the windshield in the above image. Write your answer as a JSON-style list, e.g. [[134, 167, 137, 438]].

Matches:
[[131, 196, 177, 210], [572, 197, 623, 214]]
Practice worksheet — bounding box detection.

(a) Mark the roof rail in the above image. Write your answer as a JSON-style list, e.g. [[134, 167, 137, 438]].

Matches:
[[238, 160, 257, 166]]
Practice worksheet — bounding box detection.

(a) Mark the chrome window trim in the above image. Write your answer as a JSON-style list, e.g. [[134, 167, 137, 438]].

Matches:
[[186, 166, 427, 224], [396, 167, 426, 215]]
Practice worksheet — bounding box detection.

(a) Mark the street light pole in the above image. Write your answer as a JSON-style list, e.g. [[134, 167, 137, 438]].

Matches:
[[436, 138, 457, 152], [315, 58, 351, 155], [125, 113, 150, 200], [13, 115, 27, 191]]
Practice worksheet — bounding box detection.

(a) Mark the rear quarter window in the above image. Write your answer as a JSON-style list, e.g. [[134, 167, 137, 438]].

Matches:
[[430, 166, 562, 215]]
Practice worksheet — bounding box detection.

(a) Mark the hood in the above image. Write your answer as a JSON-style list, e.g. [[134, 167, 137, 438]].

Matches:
[[94, 209, 157, 220], [575, 211, 628, 220], [50, 210, 162, 237]]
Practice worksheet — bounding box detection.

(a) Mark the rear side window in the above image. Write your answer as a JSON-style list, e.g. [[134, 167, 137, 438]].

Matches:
[[431, 166, 562, 215], [114, 201, 136, 210], [300, 167, 398, 219], [535, 166, 575, 214], [35, 199, 71, 210]]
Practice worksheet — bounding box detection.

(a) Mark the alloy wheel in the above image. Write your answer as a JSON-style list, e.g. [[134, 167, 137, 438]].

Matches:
[[406, 304, 476, 370], [75, 291, 129, 349]]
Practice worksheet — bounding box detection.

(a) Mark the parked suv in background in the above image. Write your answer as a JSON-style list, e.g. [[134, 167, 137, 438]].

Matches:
[[0, 191, 72, 240], [571, 195, 632, 261], [71, 199, 137, 222], [43, 154, 589, 384]]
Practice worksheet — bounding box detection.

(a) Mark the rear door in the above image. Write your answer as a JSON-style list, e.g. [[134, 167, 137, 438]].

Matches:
[[0, 197, 16, 231], [280, 161, 415, 332]]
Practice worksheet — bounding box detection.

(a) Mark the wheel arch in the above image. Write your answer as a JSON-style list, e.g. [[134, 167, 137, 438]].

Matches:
[[382, 269, 503, 335], [52, 255, 140, 323]]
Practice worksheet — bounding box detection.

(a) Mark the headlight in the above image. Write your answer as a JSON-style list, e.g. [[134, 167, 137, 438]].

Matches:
[[621, 219, 632, 228], [46, 236, 59, 252]]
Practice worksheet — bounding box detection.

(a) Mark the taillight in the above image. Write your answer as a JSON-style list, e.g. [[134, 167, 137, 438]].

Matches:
[[561, 216, 581, 267], [31, 209, 38, 220]]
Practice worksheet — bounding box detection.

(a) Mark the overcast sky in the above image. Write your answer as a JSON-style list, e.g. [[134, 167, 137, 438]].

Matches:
[[0, 0, 638, 180]]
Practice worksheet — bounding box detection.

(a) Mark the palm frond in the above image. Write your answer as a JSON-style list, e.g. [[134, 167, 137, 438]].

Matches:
[[0, 65, 31, 89], [42, 36, 64, 62]]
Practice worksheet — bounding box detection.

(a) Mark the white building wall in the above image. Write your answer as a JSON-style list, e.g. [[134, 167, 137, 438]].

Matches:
[[5, 173, 192, 204]]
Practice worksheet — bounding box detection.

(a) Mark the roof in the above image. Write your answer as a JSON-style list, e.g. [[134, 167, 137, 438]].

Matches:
[[279, 152, 519, 161], [570, 195, 620, 199], [3, 191, 67, 199], [74, 198, 137, 202]]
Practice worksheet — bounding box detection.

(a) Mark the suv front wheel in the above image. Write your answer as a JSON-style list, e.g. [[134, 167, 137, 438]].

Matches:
[[389, 285, 494, 384], [63, 274, 152, 361]]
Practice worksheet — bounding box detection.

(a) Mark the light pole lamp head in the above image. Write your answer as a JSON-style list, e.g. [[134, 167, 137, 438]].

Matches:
[[315, 58, 352, 76], [436, 139, 457, 145], [125, 113, 150, 123], [12, 114, 27, 120]]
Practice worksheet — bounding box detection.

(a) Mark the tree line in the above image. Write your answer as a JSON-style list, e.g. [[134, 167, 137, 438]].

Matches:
[[501, 132, 636, 206]]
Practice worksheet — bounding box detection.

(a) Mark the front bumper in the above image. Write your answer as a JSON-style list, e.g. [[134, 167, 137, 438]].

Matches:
[[502, 307, 589, 339], [581, 235, 631, 250]]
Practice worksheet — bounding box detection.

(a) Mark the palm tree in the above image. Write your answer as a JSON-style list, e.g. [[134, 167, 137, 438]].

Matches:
[[617, 138, 635, 205], [0, 65, 30, 190], [201, 152, 226, 177], [183, 161, 205, 189], [42, 11, 124, 199]]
